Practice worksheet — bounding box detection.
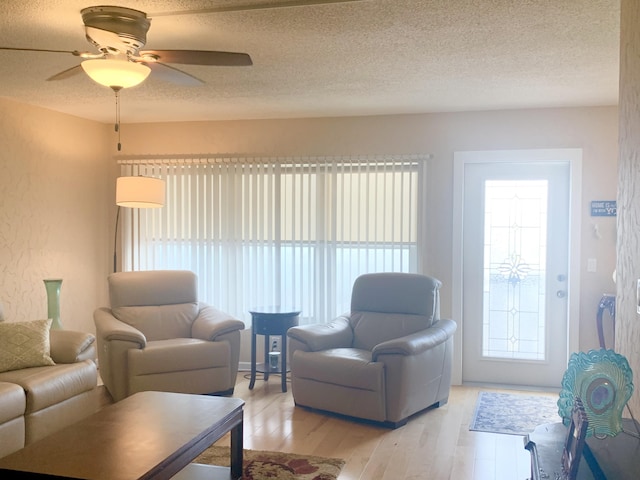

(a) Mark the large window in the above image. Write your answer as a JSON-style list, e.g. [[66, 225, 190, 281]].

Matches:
[[119, 155, 427, 325]]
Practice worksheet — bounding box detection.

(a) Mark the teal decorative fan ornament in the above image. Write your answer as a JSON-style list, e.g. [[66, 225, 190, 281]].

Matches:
[[558, 349, 634, 438]]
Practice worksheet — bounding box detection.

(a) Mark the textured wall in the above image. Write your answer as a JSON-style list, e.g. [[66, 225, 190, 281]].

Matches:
[[0, 98, 111, 332], [617, 0, 640, 416]]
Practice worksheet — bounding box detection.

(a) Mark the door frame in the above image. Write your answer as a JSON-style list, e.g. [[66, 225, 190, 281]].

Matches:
[[451, 149, 582, 385]]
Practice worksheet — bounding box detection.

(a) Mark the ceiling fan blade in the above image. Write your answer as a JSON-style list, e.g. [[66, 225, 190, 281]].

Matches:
[[46, 64, 83, 81], [140, 50, 252, 66], [149, 0, 366, 16], [147, 62, 204, 86], [0, 46, 81, 55]]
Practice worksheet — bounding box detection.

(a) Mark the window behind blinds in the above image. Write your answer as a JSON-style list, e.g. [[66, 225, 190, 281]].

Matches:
[[119, 155, 429, 325]]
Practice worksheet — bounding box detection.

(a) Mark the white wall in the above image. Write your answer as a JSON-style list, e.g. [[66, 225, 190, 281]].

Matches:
[[0, 98, 111, 332], [120, 107, 619, 366]]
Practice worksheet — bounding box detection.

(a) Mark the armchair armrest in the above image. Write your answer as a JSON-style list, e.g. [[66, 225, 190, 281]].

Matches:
[[192, 304, 245, 341], [49, 330, 96, 363], [93, 307, 146, 348], [287, 316, 353, 352], [372, 318, 457, 358]]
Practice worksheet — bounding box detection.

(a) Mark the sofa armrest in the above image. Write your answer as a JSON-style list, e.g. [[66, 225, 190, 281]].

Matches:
[[372, 318, 457, 358], [49, 330, 96, 363], [94, 308, 146, 347], [287, 316, 353, 352], [192, 304, 245, 341]]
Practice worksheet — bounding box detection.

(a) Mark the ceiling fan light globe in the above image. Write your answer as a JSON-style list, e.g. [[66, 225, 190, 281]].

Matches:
[[81, 59, 150, 89]]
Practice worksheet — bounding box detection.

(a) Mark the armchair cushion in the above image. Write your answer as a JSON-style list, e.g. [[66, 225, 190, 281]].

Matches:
[[349, 273, 442, 351], [293, 348, 383, 391], [0, 320, 55, 373], [112, 304, 198, 341], [128, 338, 229, 376], [351, 312, 430, 351], [351, 272, 441, 320], [109, 270, 199, 340]]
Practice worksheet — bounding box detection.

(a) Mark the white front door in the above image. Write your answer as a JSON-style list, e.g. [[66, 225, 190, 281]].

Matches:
[[457, 150, 579, 388]]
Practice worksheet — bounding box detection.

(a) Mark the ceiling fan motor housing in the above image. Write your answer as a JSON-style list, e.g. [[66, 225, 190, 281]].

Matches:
[[81, 5, 150, 54]]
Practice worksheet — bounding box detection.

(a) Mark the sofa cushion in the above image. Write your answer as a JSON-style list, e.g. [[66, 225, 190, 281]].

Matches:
[[49, 330, 96, 364], [292, 348, 384, 392], [0, 381, 25, 457], [0, 360, 97, 414], [0, 319, 55, 373]]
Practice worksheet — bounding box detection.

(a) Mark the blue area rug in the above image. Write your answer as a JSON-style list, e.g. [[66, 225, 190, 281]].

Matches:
[[470, 391, 560, 436]]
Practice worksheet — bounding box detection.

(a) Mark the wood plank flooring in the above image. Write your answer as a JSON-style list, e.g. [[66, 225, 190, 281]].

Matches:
[[208, 374, 542, 480], [98, 373, 554, 479]]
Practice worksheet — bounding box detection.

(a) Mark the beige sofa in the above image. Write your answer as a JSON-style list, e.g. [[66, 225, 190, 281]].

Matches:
[[0, 321, 98, 457]]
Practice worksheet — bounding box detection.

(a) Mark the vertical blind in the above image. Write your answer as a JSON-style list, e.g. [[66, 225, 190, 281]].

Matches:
[[119, 155, 429, 325]]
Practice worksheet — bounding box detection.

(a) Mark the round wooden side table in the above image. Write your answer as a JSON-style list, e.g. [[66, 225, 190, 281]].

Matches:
[[248, 306, 300, 392]]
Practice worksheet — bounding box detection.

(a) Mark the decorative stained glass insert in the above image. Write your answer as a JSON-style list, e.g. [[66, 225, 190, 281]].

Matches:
[[482, 180, 547, 360]]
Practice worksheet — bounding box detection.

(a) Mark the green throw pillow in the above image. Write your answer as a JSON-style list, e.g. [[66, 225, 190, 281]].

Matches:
[[0, 319, 56, 372]]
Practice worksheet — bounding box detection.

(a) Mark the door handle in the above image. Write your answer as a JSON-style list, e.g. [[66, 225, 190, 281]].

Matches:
[[557, 290, 567, 298]]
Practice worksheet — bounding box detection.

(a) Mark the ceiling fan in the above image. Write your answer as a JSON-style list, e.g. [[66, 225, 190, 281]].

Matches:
[[0, 5, 253, 89], [0, 1, 365, 89], [0, 1, 364, 150]]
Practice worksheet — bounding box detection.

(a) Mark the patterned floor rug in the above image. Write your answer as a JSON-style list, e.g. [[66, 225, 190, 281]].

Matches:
[[469, 391, 561, 436], [194, 445, 345, 480]]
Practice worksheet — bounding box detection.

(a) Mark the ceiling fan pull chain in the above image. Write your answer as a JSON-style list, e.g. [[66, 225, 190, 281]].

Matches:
[[113, 87, 122, 151]]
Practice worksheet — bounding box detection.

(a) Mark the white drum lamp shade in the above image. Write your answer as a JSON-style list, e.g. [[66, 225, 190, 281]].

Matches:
[[113, 176, 165, 272], [116, 176, 165, 208]]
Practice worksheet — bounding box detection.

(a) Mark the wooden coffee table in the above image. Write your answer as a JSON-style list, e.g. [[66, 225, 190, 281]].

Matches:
[[0, 391, 244, 480]]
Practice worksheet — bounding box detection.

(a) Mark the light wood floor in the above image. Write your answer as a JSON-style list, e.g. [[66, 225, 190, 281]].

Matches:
[[231, 374, 543, 480], [99, 374, 553, 479]]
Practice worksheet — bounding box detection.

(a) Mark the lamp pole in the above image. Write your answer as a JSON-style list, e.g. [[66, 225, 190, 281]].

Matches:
[[113, 205, 121, 273]]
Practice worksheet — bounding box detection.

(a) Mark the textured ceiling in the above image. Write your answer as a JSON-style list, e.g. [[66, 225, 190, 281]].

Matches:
[[0, 0, 620, 124]]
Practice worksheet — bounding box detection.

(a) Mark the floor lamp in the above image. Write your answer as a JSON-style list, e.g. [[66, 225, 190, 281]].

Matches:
[[114, 176, 165, 272]]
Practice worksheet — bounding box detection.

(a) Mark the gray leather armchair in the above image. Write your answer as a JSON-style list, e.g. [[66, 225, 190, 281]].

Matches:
[[287, 272, 457, 428], [94, 270, 245, 402]]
